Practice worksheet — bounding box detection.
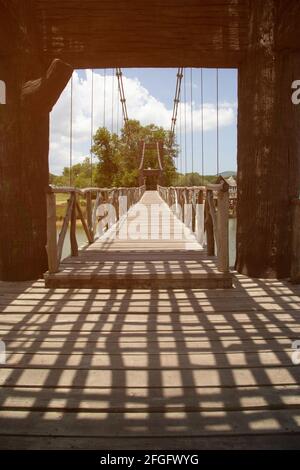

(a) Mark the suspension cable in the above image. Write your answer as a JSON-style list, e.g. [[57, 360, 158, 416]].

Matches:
[[184, 69, 187, 175], [116, 68, 129, 131], [116, 81, 120, 135], [190, 67, 194, 177], [170, 67, 183, 139], [179, 97, 182, 182], [90, 69, 94, 186], [111, 68, 115, 133], [216, 68, 219, 176], [103, 68, 106, 128], [69, 74, 73, 187], [201, 68, 204, 185]]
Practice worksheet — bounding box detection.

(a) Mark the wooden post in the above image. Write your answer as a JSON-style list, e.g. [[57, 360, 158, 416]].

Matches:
[[196, 189, 205, 245], [86, 191, 93, 241], [191, 189, 196, 233], [114, 189, 120, 221], [291, 201, 300, 283], [205, 192, 215, 256], [92, 191, 101, 236], [76, 200, 94, 244], [46, 190, 58, 273], [217, 188, 229, 272], [70, 193, 78, 257]]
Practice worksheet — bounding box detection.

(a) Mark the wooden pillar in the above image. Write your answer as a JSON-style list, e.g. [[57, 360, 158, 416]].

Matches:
[[0, 1, 72, 281], [236, 0, 300, 278], [291, 201, 300, 283], [46, 190, 58, 274]]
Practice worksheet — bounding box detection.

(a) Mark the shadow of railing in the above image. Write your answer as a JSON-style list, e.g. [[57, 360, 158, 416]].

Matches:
[[0, 275, 300, 448]]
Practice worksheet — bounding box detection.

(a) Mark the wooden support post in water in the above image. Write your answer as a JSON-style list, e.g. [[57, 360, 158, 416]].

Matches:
[[46, 190, 58, 274], [291, 201, 300, 283]]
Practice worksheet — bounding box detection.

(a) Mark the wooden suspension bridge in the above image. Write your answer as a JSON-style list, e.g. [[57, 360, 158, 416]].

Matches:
[[1, 0, 300, 451], [44, 184, 232, 289], [1, 181, 300, 448]]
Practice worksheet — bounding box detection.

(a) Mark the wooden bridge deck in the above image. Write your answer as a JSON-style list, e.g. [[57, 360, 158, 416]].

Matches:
[[44, 191, 232, 289], [0, 274, 300, 449]]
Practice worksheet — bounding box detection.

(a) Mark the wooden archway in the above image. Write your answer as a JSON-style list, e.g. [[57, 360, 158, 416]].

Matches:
[[0, 0, 300, 280]]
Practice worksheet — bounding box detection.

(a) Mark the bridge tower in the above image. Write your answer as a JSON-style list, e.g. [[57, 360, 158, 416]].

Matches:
[[138, 140, 164, 190]]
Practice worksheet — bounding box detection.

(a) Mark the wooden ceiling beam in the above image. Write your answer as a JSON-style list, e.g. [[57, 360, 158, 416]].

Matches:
[[33, 0, 250, 68]]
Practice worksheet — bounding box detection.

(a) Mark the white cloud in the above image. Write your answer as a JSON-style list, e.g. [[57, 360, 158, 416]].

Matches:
[[49, 70, 236, 175]]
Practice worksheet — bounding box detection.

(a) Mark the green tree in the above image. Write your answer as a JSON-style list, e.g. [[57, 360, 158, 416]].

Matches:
[[91, 120, 177, 187], [50, 157, 97, 188], [175, 172, 218, 186]]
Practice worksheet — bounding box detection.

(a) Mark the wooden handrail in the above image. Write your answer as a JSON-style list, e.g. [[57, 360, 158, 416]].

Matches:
[[46, 185, 146, 273]]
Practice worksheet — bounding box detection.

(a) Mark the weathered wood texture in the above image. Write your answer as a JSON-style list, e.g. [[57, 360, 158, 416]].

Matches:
[[34, 0, 250, 68], [46, 186, 146, 274], [1, 0, 300, 282], [44, 191, 232, 289], [0, 275, 300, 449], [291, 200, 300, 283], [159, 184, 229, 272], [0, 1, 72, 281], [236, 0, 300, 278]]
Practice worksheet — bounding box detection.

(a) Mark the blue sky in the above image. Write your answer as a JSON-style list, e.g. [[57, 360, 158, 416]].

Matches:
[[49, 68, 237, 176]]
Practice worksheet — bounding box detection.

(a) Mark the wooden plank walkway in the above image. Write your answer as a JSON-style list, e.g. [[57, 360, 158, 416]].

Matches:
[[44, 191, 232, 289], [0, 275, 300, 449]]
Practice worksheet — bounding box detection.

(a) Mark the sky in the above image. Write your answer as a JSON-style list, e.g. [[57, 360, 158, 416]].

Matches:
[[49, 68, 237, 176]]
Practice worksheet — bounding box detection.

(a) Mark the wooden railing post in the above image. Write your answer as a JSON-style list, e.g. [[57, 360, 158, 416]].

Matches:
[[291, 200, 300, 283], [205, 191, 215, 256], [86, 190, 93, 240], [70, 192, 78, 257], [114, 189, 120, 222], [46, 189, 58, 273], [217, 186, 229, 273], [196, 189, 204, 244]]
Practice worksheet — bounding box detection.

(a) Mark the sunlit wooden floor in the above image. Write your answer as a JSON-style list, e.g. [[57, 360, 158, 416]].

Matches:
[[0, 275, 300, 449], [45, 191, 232, 289]]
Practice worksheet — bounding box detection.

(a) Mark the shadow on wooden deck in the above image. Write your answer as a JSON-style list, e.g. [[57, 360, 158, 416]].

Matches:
[[0, 275, 299, 449]]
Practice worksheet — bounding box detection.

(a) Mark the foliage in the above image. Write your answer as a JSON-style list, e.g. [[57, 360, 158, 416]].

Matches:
[[91, 120, 177, 187], [50, 122, 223, 190], [50, 158, 97, 188], [174, 172, 218, 186]]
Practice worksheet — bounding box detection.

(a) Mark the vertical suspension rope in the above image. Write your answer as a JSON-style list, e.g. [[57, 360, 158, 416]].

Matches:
[[90, 69, 94, 186], [190, 67, 194, 178], [116, 75, 120, 135], [179, 97, 182, 182], [184, 69, 187, 175], [216, 68, 219, 176], [201, 68, 204, 185], [111, 68, 114, 133], [103, 68, 106, 128], [69, 73, 73, 187]]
